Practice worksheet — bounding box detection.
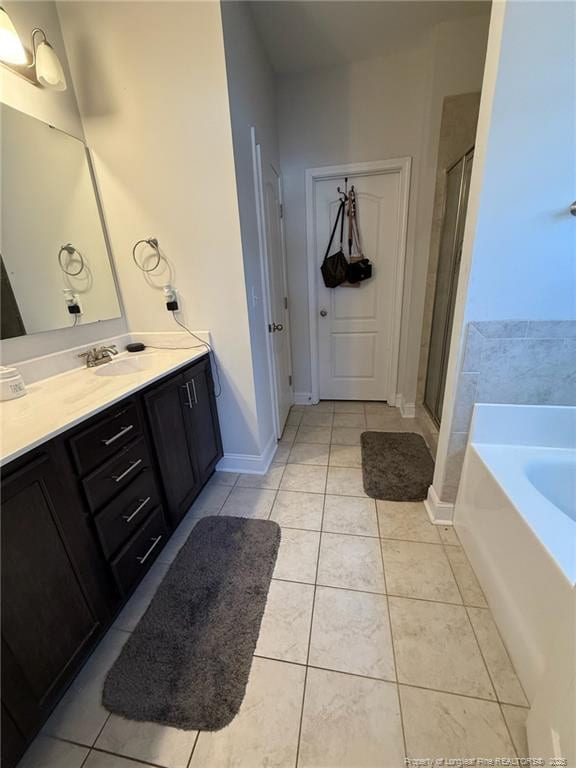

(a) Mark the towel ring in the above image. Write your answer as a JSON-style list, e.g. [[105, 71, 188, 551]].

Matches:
[[58, 243, 85, 276], [132, 237, 162, 273]]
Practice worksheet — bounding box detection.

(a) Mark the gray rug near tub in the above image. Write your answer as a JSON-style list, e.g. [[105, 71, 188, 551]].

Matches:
[[361, 432, 434, 501], [103, 515, 281, 730]]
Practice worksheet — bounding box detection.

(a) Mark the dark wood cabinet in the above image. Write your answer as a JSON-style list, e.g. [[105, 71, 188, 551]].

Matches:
[[144, 356, 223, 526], [1, 704, 25, 768], [182, 357, 223, 483], [1, 453, 103, 745], [1, 353, 222, 767], [143, 372, 201, 526]]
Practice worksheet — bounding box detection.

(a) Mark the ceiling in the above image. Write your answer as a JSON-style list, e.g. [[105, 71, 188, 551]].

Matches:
[[249, 1, 490, 75]]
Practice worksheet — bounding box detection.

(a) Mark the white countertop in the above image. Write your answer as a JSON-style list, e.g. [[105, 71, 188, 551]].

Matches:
[[0, 348, 207, 466]]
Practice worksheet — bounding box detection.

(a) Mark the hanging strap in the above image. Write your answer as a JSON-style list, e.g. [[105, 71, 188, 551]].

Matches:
[[323, 199, 345, 262], [348, 192, 353, 256], [349, 187, 364, 258]]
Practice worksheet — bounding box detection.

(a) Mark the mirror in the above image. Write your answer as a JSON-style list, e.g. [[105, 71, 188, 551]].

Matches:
[[0, 104, 121, 340]]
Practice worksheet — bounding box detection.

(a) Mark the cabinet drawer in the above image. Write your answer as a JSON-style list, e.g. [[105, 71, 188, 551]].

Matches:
[[110, 507, 167, 595], [93, 468, 160, 559], [69, 402, 141, 476], [83, 437, 151, 512]]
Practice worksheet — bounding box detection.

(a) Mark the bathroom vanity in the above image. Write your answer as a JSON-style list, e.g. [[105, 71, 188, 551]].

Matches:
[[0, 349, 222, 767]]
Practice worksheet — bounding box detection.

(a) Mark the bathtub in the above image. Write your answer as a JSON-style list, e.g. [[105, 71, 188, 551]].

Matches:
[[454, 404, 575, 761]]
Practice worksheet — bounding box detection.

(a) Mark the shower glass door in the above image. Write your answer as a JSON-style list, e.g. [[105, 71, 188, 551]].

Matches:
[[424, 148, 474, 426]]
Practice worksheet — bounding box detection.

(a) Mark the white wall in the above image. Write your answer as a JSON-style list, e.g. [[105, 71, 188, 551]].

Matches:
[[58, 1, 262, 459], [463, 0, 576, 323], [0, 0, 128, 364], [278, 12, 490, 404], [432, 0, 576, 505], [220, 1, 278, 452]]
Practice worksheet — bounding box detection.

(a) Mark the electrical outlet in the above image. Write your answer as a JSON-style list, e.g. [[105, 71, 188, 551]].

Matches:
[[163, 285, 179, 311], [63, 288, 82, 315]]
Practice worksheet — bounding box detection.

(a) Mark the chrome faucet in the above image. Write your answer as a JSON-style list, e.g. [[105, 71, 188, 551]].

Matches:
[[78, 344, 119, 368]]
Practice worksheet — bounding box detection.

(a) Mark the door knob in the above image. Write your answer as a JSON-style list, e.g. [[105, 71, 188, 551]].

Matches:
[[320, 309, 327, 317]]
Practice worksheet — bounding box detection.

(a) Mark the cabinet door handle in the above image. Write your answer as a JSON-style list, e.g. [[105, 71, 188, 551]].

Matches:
[[182, 380, 198, 407], [112, 458, 142, 483], [123, 496, 151, 523], [181, 383, 193, 408], [136, 535, 162, 564], [102, 424, 134, 446]]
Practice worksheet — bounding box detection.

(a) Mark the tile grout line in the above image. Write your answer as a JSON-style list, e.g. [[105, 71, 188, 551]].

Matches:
[[439, 532, 521, 755], [272, 573, 486, 608], [87, 745, 169, 768], [376, 502, 409, 760], [293, 459, 328, 768], [91, 713, 112, 750], [463, 607, 521, 756], [185, 730, 201, 768]]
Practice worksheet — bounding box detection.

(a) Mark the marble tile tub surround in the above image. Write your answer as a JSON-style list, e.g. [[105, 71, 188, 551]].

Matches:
[[23, 403, 528, 768], [0, 333, 211, 465], [438, 320, 576, 502]]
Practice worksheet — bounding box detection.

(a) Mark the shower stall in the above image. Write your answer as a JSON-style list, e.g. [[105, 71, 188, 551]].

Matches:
[[424, 147, 474, 426]]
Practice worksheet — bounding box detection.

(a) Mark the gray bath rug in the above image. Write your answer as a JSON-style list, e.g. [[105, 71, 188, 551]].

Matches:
[[361, 432, 434, 501], [102, 515, 281, 730]]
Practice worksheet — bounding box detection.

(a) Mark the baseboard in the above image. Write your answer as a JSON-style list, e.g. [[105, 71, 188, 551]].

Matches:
[[294, 392, 314, 405], [394, 393, 416, 418], [400, 398, 416, 419], [216, 431, 277, 475], [424, 485, 455, 525]]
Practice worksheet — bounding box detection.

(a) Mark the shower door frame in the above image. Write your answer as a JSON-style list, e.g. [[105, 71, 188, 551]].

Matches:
[[424, 147, 475, 427]]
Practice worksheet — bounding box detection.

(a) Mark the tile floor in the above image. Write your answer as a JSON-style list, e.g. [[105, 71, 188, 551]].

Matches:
[[20, 402, 530, 768]]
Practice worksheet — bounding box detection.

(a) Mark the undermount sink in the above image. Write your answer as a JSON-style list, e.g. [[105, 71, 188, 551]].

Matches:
[[93, 354, 155, 377]]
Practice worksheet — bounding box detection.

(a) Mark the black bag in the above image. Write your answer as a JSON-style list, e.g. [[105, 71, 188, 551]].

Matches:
[[345, 186, 373, 284], [346, 258, 373, 284], [321, 200, 348, 288]]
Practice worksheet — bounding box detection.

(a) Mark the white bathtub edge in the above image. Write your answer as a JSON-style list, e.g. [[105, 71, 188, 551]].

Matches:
[[454, 442, 575, 763]]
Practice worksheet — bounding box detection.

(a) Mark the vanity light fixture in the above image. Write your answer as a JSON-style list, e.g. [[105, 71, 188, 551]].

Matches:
[[0, 7, 67, 90]]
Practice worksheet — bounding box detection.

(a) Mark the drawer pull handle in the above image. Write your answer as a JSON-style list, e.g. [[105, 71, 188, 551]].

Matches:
[[102, 424, 134, 446], [191, 379, 198, 404], [112, 458, 142, 483], [123, 496, 151, 523], [137, 535, 162, 565]]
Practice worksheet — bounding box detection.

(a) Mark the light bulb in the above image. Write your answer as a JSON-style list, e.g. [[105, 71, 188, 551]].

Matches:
[[0, 7, 27, 65]]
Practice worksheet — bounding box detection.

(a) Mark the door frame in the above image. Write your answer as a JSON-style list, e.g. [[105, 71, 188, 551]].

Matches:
[[305, 157, 411, 403], [251, 127, 293, 439]]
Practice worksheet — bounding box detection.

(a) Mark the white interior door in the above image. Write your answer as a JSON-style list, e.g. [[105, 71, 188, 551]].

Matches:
[[260, 152, 293, 434], [313, 167, 408, 401]]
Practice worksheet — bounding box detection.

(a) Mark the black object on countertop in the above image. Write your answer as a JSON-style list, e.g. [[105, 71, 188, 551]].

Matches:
[[126, 342, 146, 353]]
